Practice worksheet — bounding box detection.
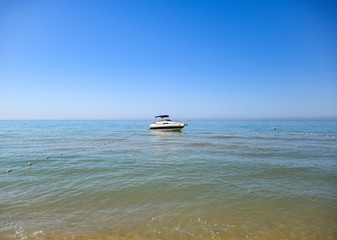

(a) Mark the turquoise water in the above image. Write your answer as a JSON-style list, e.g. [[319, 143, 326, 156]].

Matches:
[[1, 120, 337, 239]]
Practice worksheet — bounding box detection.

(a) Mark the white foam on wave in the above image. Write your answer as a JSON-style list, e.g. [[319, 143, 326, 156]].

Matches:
[[3, 224, 44, 240]]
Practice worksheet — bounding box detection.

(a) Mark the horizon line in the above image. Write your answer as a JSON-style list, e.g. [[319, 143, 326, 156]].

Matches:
[[1, 118, 337, 121]]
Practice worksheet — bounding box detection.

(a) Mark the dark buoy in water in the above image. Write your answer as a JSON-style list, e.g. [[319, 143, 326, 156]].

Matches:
[[24, 162, 32, 168], [274, 128, 277, 131]]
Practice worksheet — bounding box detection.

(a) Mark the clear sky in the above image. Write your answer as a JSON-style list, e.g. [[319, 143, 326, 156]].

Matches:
[[1, 0, 336, 120]]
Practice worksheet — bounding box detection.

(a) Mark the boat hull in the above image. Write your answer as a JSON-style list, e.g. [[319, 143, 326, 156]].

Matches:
[[149, 122, 186, 131], [150, 126, 185, 131]]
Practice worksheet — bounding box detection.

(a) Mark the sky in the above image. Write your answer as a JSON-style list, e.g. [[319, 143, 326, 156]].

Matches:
[[1, 0, 337, 120]]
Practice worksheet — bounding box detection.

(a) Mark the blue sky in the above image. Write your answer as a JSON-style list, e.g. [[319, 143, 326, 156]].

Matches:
[[1, 0, 336, 120]]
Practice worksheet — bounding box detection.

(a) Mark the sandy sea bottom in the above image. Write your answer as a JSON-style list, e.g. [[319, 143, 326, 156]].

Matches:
[[2, 196, 336, 239], [3, 219, 337, 240]]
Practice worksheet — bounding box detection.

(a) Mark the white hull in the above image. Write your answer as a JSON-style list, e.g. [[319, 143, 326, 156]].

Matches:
[[149, 122, 187, 131]]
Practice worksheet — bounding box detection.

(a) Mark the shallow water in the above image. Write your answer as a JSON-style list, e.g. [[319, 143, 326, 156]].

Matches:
[[1, 120, 337, 239]]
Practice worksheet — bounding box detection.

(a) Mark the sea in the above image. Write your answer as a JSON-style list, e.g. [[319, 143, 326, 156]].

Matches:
[[0, 120, 336, 240]]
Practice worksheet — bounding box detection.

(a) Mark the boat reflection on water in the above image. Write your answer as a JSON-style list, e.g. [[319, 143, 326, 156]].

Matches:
[[150, 129, 185, 136]]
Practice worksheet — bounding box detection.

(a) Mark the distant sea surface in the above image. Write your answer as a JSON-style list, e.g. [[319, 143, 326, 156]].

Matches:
[[1, 120, 336, 240]]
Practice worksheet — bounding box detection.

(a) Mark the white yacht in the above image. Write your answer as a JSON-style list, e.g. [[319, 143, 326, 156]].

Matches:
[[150, 115, 188, 131]]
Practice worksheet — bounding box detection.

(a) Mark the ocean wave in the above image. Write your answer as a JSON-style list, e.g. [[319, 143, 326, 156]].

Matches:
[[210, 136, 237, 139], [187, 142, 216, 147]]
